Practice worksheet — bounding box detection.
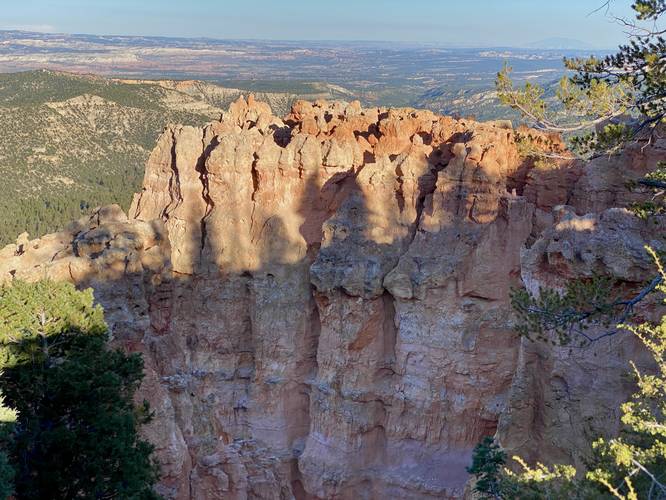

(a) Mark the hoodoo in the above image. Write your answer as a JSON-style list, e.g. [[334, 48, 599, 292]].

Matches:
[[1, 97, 664, 499]]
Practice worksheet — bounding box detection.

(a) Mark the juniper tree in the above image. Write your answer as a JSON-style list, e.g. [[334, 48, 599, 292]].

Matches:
[[0, 280, 161, 499]]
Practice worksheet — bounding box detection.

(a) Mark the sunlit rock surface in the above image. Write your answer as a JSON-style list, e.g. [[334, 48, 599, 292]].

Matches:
[[1, 97, 664, 499]]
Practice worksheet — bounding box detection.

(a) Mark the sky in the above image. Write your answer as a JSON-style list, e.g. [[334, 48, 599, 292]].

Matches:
[[0, 0, 637, 48]]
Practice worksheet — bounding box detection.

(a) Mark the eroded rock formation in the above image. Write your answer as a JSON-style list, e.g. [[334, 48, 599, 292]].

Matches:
[[1, 96, 664, 499]]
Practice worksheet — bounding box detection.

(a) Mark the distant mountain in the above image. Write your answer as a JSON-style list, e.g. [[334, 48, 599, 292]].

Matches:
[[526, 37, 595, 50]]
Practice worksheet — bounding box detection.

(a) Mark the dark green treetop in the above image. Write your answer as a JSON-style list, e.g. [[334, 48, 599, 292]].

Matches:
[[0, 280, 161, 499]]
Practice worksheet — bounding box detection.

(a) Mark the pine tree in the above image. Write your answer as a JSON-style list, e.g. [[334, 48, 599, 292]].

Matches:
[[496, 0, 666, 216], [468, 251, 666, 499], [467, 437, 508, 499], [0, 280, 161, 499]]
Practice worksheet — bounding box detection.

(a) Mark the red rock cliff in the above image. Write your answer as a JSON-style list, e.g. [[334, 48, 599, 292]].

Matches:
[[1, 97, 664, 499]]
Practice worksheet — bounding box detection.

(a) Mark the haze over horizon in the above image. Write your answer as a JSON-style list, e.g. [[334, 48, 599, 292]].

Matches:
[[0, 1, 665, 499], [2, 0, 635, 49]]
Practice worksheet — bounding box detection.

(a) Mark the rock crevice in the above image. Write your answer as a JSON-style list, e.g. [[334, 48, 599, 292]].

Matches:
[[1, 96, 665, 499]]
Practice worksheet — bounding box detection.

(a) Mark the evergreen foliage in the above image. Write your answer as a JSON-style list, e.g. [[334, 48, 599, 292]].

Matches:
[[511, 275, 620, 345], [0, 280, 161, 499], [482, 0, 666, 485], [0, 70, 217, 247], [467, 437, 508, 499], [497, 1, 665, 145], [510, 273, 663, 346], [469, 251, 666, 499], [496, 0, 666, 217]]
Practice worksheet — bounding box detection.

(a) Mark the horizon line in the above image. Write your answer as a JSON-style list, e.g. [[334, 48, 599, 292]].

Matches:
[[0, 29, 616, 52]]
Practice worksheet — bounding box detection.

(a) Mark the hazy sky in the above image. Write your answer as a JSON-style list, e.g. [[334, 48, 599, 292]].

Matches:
[[1, 0, 636, 48]]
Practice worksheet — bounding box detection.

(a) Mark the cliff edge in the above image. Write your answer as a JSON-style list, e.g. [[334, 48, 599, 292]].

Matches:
[[1, 96, 664, 499]]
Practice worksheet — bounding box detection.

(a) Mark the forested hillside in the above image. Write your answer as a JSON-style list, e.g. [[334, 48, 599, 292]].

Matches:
[[0, 70, 339, 246], [0, 70, 226, 245], [0, 69, 563, 247]]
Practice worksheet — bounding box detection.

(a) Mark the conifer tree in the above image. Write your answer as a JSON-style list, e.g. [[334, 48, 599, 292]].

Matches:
[[496, 0, 666, 216], [469, 251, 666, 498], [0, 280, 161, 499], [468, 4, 666, 490]]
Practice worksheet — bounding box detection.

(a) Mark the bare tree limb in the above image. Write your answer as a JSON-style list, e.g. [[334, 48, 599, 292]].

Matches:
[[504, 94, 627, 133]]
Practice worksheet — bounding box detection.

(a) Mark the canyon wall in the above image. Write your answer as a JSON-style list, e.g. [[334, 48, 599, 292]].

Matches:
[[1, 97, 664, 499]]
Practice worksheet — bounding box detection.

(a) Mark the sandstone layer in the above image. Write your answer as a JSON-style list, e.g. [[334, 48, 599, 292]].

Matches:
[[1, 97, 665, 499]]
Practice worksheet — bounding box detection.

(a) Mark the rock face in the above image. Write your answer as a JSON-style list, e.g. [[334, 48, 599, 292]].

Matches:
[[1, 97, 665, 499], [498, 207, 665, 470]]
